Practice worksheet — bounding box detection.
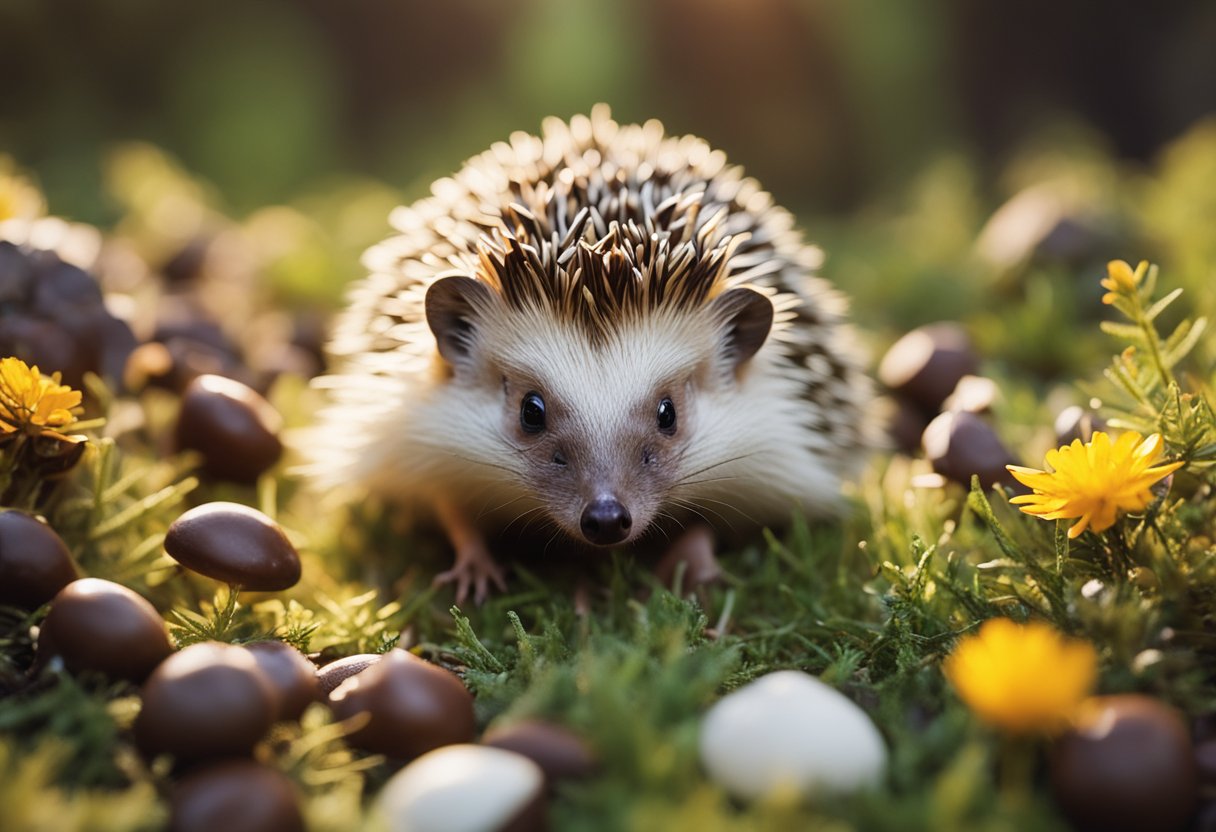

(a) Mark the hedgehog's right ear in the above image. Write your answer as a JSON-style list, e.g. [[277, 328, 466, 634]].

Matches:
[[708, 287, 774, 374], [425, 276, 496, 373]]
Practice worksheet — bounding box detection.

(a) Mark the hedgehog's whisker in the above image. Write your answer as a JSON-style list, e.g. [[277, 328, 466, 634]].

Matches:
[[666, 496, 732, 533], [503, 504, 546, 536], [671, 474, 739, 489], [675, 453, 755, 485], [477, 493, 529, 522], [688, 494, 759, 528]]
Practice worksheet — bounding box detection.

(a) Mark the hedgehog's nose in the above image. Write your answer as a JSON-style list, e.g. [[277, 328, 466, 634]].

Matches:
[[580, 498, 632, 546]]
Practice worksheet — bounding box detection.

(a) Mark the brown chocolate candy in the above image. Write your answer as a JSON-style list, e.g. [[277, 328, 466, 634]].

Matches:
[[922, 411, 1016, 489], [242, 641, 320, 721], [164, 502, 300, 591], [878, 323, 979, 413], [1054, 405, 1107, 446], [483, 720, 598, 786], [315, 653, 382, 696], [39, 578, 172, 682], [329, 649, 475, 759], [135, 642, 276, 762], [175, 375, 283, 483], [169, 760, 304, 832], [0, 510, 79, 610], [1050, 694, 1196, 832]]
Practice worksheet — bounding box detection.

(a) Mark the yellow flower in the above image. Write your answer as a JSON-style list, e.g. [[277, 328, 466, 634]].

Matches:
[[944, 618, 1097, 735], [0, 357, 82, 435], [1100, 259, 1145, 304], [1006, 430, 1182, 539], [0, 159, 44, 222]]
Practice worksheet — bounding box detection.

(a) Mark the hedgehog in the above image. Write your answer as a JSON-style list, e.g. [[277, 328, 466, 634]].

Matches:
[[308, 106, 874, 602]]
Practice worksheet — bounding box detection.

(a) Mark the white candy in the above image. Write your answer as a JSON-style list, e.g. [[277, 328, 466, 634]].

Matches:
[[699, 670, 887, 800], [375, 744, 544, 832]]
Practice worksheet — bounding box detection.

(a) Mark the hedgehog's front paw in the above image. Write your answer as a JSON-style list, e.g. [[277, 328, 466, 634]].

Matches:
[[654, 524, 721, 593], [434, 541, 507, 605]]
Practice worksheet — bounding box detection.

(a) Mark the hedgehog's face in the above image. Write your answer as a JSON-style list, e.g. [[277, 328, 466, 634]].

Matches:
[[426, 276, 773, 547]]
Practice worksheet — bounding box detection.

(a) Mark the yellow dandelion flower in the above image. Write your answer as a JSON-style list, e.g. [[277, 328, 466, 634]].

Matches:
[[944, 618, 1097, 735], [1006, 430, 1182, 539], [1100, 259, 1145, 304], [0, 357, 82, 435]]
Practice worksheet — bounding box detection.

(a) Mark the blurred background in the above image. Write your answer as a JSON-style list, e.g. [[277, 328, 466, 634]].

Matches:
[[2, 0, 1215, 377]]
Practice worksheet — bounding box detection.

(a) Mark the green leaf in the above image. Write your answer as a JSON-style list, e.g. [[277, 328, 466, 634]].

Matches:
[[1144, 287, 1184, 322]]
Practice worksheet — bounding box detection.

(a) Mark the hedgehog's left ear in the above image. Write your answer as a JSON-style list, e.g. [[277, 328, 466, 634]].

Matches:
[[426, 275, 495, 374], [708, 287, 773, 374]]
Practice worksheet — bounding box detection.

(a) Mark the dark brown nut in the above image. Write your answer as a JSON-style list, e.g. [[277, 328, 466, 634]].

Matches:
[[483, 720, 598, 787], [888, 396, 933, 455], [175, 374, 283, 483], [135, 642, 276, 762], [329, 649, 475, 760], [164, 502, 300, 591], [941, 375, 998, 414], [878, 323, 979, 413], [0, 510, 79, 610], [315, 653, 382, 696], [1054, 405, 1107, 446], [922, 411, 1016, 489], [39, 578, 172, 682], [169, 760, 304, 832], [242, 641, 320, 721], [1050, 695, 1196, 832]]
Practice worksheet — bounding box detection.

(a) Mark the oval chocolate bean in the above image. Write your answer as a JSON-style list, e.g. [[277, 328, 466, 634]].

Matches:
[[483, 720, 598, 786], [878, 322, 979, 413], [1050, 694, 1196, 832], [164, 502, 300, 591], [169, 760, 304, 832], [175, 374, 283, 483], [39, 578, 172, 682], [135, 642, 276, 762], [329, 649, 475, 760], [242, 641, 320, 721], [0, 510, 79, 610], [922, 410, 1017, 489]]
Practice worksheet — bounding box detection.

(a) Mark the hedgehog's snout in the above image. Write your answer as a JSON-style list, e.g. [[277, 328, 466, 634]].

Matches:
[[579, 497, 632, 546]]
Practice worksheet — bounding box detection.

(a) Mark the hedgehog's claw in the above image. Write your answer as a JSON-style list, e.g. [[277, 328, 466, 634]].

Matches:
[[434, 542, 507, 605], [654, 524, 721, 594]]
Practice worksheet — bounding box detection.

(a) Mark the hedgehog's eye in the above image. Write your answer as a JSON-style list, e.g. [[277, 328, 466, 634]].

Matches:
[[520, 391, 546, 434], [657, 397, 677, 435]]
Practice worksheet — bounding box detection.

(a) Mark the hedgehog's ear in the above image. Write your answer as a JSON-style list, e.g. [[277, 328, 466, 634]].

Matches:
[[426, 276, 495, 372], [708, 287, 773, 373]]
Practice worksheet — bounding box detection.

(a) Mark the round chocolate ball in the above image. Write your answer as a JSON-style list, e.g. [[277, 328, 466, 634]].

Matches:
[[483, 720, 598, 787], [164, 502, 300, 591], [329, 649, 475, 760], [878, 323, 979, 413], [175, 374, 282, 483], [1050, 695, 1196, 832], [316, 653, 382, 696], [169, 760, 304, 832], [922, 411, 1016, 489], [0, 510, 79, 610], [135, 642, 276, 762], [39, 578, 172, 682], [242, 641, 320, 721]]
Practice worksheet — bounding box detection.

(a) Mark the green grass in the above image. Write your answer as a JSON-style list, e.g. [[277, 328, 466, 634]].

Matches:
[[2, 122, 1216, 831]]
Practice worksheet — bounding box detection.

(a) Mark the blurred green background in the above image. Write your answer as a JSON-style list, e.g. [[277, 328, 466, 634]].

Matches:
[[3, 0, 1215, 347]]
